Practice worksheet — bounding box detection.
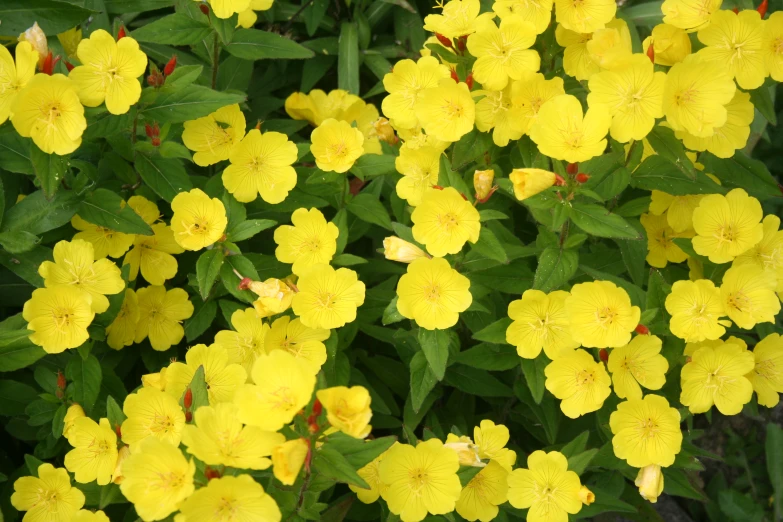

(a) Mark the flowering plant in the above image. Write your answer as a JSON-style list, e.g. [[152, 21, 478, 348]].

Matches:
[[0, 0, 782, 521]]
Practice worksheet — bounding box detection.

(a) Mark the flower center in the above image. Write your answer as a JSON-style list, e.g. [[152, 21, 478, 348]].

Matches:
[[437, 212, 460, 231], [408, 468, 430, 494], [725, 290, 750, 313], [151, 413, 174, 433], [443, 100, 464, 120], [594, 306, 617, 328], [674, 87, 696, 106], [756, 359, 779, 380], [576, 369, 595, 387], [423, 283, 441, 303], [316, 290, 336, 309], [637, 417, 659, 439], [52, 306, 74, 330], [270, 387, 296, 411], [156, 471, 186, 491], [216, 496, 239, 521]]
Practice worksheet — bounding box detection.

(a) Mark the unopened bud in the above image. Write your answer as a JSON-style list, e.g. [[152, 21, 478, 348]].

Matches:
[[732, 6, 739, 12], [383, 236, 428, 263], [599, 349, 609, 363], [57, 370, 66, 391], [312, 398, 323, 416], [185, 411, 193, 422], [249, 278, 295, 318], [566, 162, 579, 175], [163, 55, 177, 76], [349, 177, 366, 196], [205, 466, 221, 480], [473, 169, 495, 201], [509, 168, 557, 201], [435, 33, 453, 48], [635, 465, 664, 503], [450, 69, 459, 83], [758, 0, 768, 18], [117, 26, 127, 40], [65, 61, 74, 72], [238, 277, 253, 290], [147, 68, 165, 88], [579, 486, 595, 505], [145, 123, 154, 138], [18, 22, 48, 69], [373, 117, 397, 144], [40, 52, 60, 75], [635, 324, 650, 335], [183, 388, 193, 409], [199, 3, 210, 16], [575, 173, 590, 183], [646, 42, 655, 63], [457, 35, 467, 51], [112, 445, 131, 484], [465, 72, 474, 89]]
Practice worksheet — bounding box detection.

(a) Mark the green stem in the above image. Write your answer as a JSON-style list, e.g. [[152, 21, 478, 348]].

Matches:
[[211, 32, 220, 89]]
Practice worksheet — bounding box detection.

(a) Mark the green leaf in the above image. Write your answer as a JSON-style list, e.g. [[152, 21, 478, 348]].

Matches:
[[225, 29, 315, 60], [663, 468, 707, 500], [66, 354, 102, 413], [444, 365, 514, 397], [181, 365, 209, 414], [630, 155, 726, 195], [566, 448, 598, 475], [78, 189, 154, 235], [417, 329, 449, 381], [322, 433, 397, 468], [0, 329, 46, 372], [1, 189, 81, 236], [211, 13, 236, 44], [0, 231, 39, 254], [645, 125, 696, 175], [0, 0, 93, 36], [162, 65, 204, 90], [570, 203, 642, 239], [479, 210, 509, 221], [560, 431, 589, 458], [520, 356, 547, 404], [0, 127, 33, 174], [196, 249, 225, 301], [699, 151, 782, 201], [131, 13, 212, 44], [718, 490, 764, 522], [313, 447, 369, 488], [30, 143, 68, 200], [184, 299, 217, 343], [140, 84, 245, 123], [767, 423, 783, 521], [331, 253, 368, 266], [574, 485, 637, 518], [227, 219, 276, 242], [338, 22, 360, 94], [349, 155, 397, 180], [533, 247, 578, 292], [382, 296, 405, 325], [220, 255, 259, 303], [470, 227, 508, 263], [105, 0, 173, 13], [106, 395, 126, 429], [750, 84, 777, 125], [454, 343, 520, 371], [471, 317, 512, 344], [0, 380, 38, 416], [347, 193, 393, 230], [52, 404, 66, 438], [26, 399, 60, 426], [134, 155, 193, 202], [457, 465, 482, 486], [619, 1, 663, 26], [409, 351, 437, 413]]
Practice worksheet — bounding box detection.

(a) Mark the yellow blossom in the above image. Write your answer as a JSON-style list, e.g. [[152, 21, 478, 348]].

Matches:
[[223, 129, 298, 204], [509, 168, 557, 200], [456, 460, 511, 522], [640, 212, 689, 268], [607, 334, 669, 400], [507, 451, 584, 522], [636, 465, 664, 503], [642, 23, 692, 66], [71, 214, 135, 260], [383, 236, 429, 263], [510, 73, 566, 136], [467, 16, 540, 91], [545, 349, 612, 418], [11, 464, 85, 522], [493, 0, 554, 34], [64, 417, 118, 485], [122, 223, 182, 285], [165, 343, 247, 404], [264, 315, 329, 374], [748, 333, 783, 407], [554, 0, 616, 33], [208, 0, 252, 19], [661, 0, 722, 30], [530, 94, 611, 163], [411, 187, 481, 256], [291, 264, 365, 330], [734, 215, 783, 292], [18, 23, 47, 66], [170, 188, 228, 251], [566, 280, 641, 348], [310, 118, 364, 173], [182, 104, 246, 166], [214, 308, 270, 378], [106, 289, 139, 350], [396, 257, 472, 330], [681, 341, 754, 415], [763, 12, 783, 81], [0, 41, 37, 124], [474, 169, 495, 200], [691, 188, 763, 263], [248, 278, 295, 318], [316, 386, 373, 438], [423, 0, 495, 39], [585, 18, 633, 70], [556, 25, 598, 81], [395, 145, 442, 206], [720, 265, 780, 329], [610, 394, 683, 467], [121, 387, 186, 446], [697, 10, 765, 90], [63, 403, 86, 438], [23, 286, 94, 354], [274, 208, 339, 275], [676, 90, 755, 158], [506, 289, 578, 359], [382, 57, 452, 130], [272, 438, 309, 486], [350, 451, 390, 503], [415, 79, 476, 142], [134, 286, 193, 351], [175, 475, 281, 522], [665, 279, 728, 342]]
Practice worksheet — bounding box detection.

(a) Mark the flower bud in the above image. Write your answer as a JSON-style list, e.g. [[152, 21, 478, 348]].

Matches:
[[373, 117, 397, 144], [473, 169, 495, 201], [758, 0, 769, 18], [112, 445, 131, 484], [63, 403, 86, 438], [436, 33, 453, 48], [444, 435, 484, 467], [579, 486, 595, 505], [117, 25, 127, 40], [383, 236, 428, 263], [641, 24, 691, 67], [64, 61, 74, 72], [635, 324, 650, 335], [598, 349, 609, 363], [199, 3, 211, 16], [163, 55, 177, 76], [566, 162, 579, 175], [272, 439, 310, 486], [465, 72, 474, 89], [57, 370, 66, 391], [183, 388, 193, 409], [18, 22, 48, 68], [575, 173, 590, 183], [635, 465, 664, 503], [249, 278, 295, 318], [450, 69, 459, 83], [142, 368, 167, 391], [508, 168, 557, 201]]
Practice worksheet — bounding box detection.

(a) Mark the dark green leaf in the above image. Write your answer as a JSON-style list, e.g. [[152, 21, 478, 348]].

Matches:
[[417, 329, 449, 381], [455, 343, 520, 371], [220, 255, 259, 303], [444, 365, 513, 397], [520, 356, 547, 404], [471, 318, 512, 344], [26, 399, 60, 426], [131, 13, 212, 44], [349, 155, 397, 180], [347, 193, 393, 230], [322, 433, 397, 468], [66, 354, 102, 413], [196, 249, 225, 300], [0, 0, 93, 36], [338, 22, 360, 94], [184, 299, 217, 343], [225, 29, 315, 60], [699, 151, 782, 201], [227, 219, 276, 242], [78, 189, 154, 235], [570, 203, 642, 239], [134, 155, 193, 202], [750, 84, 777, 125], [30, 143, 68, 200], [767, 423, 783, 521], [0, 380, 38, 416], [181, 365, 209, 414], [1, 189, 81, 235], [140, 85, 245, 123], [470, 227, 509, 263], [0, 231, 39, 254], [718, 490, 764, 522], [630, 155, 726, 195], [313, 447, 369, 488], [106, 395, 126, 429], [0, 330, 46, 372], [52, 404, 66, 438], [533, 247, 578, 292], [409, 351, 437, 413]]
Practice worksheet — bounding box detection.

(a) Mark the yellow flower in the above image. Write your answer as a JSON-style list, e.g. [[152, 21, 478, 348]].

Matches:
[[165, 343, 247, 404], [274, 208, 339, 275], [648, 190, 702, 233], [73, 510, 110, 522], [39, 239, 124, 314], [11, 73, 86, 155], [350, 451, 390, 503], [182, 104, 246, 166], [642, 23, 692, 66], [398, 126, 451, 153], [69, 30, 147, 115], [456, 460, 510, 522], [58, 27, 83, 59], [662, 54, 736, 138], [396, 257, 472, 330], [556, 25, 598, 81], [285, 89, 359, 127], [71, 214, 135, 260], [63, 403, 86, 438], [665, 279, 728, 342], [676, 90, 755, 158], [411, 187, 481, 256], [473, 419, 513, 461], [681, 341, 755, 415], [661, 0, 721, 30], [23, 286, 94, 353], [509, 168, 557, 201], [395, 145, 441, 206], [317, 386, 373, 438], [585, 18, 633, 70], [507, 451, 583, 522], [383, 236, 429, 263], [142, 368, 168, 391], [554, 0, 616, 33], [106, 289, 139, 350], [474, 86, 519, 147], [635, 465, 664, 503], [214, 308, 270, 378], [566, 281, 641, 348], [112, 445, 130, 484], [684, 335, 746, 357], [379, 440, 461, 522], [610, 394, 682, 468], [181, 402, 284, 469], [509, 73, 565, 136], [474, 169, 495, 200], [234, 350, 316, 431], [175, 475, 281, 522], [691, 188, 763, 263], [467, 16, 540, 91], [763, 12, 783, 82], [382, 57, 452, 128], [123, 223, 184, 285], [493, 0, 554, 34], [135, 286, 193, 351], [291, 264, 365, 329], [120, 437, 195, 522], [445, 434, 482, 466], [171, 188, 228, 251], [11, 464, 85, 522], [423, 0, 495, 39], [607, 334, 669, 400], [748, 333, 783, 407], [64, 417, 118, 485], [310, 118, 364, 173], [587, 55, 665, 143], [415, 79, 476, 142], [545, 349, 612, 418], [249, 278, 295, 318], [121, 387, 185, 446], [264, 315, 329, 374], [223, 129, 298, 204], [272, 438, 309, 486], [734, 215, 783, 292], [579, 486, 595, 505], [720, 265, 780, 329], [697, 10, 765, 89], [530, 94, 611, 163], [506, 289, 578, 359], [640, 212, 689, 268], [0, 41, 37, 124], [342, 95, 384, 155]]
